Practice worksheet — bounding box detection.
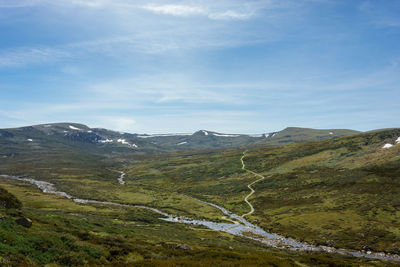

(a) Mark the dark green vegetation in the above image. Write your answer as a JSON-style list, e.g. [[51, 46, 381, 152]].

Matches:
[[0, 187, 21, 210], [0, 123, 398, 266]]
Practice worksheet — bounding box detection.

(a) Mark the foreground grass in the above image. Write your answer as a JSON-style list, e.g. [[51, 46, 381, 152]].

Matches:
[[1, 181, 390, 266]]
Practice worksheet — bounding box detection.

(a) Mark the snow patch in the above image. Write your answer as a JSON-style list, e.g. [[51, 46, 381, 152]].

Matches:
[[117, 139, 138, 148], [383, 143, 393, 149], [329, 132, 333, 135], [44, 125, 52, 127], [249, 134, 263, 138], [213, 133, 239, 137], [396, 137, 400, 144], [27, 139, 33, 142], [69, 125, 82, 131], [177, 141, 187, 145], [137, 133, 192, 138], [87, 130, 92, 133], [272, 133, 277, 137], [99, 139, 113, 143], [117, 139, 129, 145], [202, 130, 209, 136]]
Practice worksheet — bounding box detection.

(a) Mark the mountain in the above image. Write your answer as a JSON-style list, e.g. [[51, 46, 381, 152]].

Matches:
[[0, 123, 360, 155], [133, 130, 269, 150]]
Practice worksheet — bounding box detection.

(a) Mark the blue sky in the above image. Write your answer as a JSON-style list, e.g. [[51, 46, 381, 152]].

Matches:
[[0, 0, 399, 133]]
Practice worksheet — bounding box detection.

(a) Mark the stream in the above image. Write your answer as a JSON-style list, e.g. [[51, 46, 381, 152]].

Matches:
[[1, 174, 399, 262]]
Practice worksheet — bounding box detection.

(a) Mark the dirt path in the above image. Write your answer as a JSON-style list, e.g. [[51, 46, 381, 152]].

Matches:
[[240, 150, 265, 218], [109, 170, 126, 185]]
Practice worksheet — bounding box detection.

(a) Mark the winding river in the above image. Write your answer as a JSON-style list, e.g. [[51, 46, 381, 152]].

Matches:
[[0, 174, 399, 262]]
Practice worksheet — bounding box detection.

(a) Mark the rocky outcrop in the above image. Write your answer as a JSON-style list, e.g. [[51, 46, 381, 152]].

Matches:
[[15, 217, 32, 228]]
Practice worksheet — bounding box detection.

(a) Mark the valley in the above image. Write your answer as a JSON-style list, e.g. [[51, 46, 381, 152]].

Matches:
[[0, 123, 399, 266]]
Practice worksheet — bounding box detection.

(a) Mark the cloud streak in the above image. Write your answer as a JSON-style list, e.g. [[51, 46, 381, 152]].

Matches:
[[140, 4, 205, 17]]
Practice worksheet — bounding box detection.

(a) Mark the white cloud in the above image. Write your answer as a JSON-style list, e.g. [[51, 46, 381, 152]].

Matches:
[[209, 10, 253, 20], [140, 3, 255, 20], [141, 4, 205, 16]]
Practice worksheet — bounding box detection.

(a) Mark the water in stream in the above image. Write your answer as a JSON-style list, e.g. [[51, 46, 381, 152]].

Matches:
[[1, 174, 399, 262]]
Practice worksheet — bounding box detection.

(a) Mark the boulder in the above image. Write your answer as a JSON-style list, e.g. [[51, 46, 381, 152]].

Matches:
[[175, 243, 191, 250], [15, 217, 32, 228]]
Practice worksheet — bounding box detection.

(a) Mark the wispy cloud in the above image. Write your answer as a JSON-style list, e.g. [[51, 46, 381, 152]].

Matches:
[[0, 47, 69, 68], [208, 10, 254, 20], [1, 0, 277, 21], [0, 0, 302, 68], [1, 0, 399, 132], [140, 3, 255, 20], [140, 4, 205, 17]]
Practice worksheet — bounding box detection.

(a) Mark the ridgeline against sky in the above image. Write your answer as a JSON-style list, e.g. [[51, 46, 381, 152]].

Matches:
[[0, 0, 399, 133]]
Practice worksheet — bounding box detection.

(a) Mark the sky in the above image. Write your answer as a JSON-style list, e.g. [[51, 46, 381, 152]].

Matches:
[[0, 0, 399, 134]]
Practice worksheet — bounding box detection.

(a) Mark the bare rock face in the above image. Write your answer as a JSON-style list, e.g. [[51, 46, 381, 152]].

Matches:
[[15, 217, 32, 228]]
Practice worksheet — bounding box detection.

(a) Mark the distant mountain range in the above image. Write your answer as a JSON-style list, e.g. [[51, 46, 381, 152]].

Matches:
[[0, 123, 360, 155]]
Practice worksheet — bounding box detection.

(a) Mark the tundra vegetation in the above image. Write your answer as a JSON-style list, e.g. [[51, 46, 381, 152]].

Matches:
[[0, 124, 399, 266]]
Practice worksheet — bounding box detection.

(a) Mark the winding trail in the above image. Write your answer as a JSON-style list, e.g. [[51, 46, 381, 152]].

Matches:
[[109, 170, 126, 185], [116, 171, 126, 185], [240, 150, 265, 218]]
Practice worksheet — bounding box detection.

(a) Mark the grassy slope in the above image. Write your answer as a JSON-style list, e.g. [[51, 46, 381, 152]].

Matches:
[[124, 129, 400, 254], [244, 129, 400, 253], [0, 125, 398, 265], [0, 182, 384, 266], [256, 127, 360, 146]]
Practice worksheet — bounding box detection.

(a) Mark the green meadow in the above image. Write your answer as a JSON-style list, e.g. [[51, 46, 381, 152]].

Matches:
[[0, 127, 399, 265]]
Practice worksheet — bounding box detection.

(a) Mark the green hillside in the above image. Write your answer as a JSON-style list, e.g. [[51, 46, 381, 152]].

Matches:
[[122, 129, 400, 254], [243, 128, 400, 253], [256, 127, 360, 146], [0, 123, 399, 265]]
